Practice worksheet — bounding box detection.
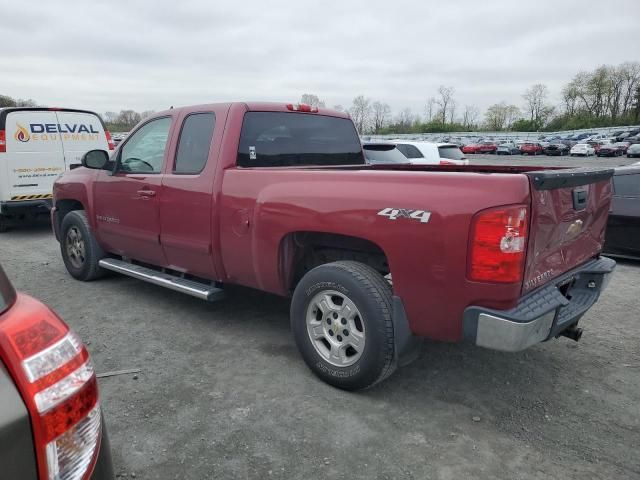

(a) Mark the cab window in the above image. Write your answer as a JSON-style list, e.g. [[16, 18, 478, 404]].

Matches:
[[119, 117, 171, 173], [174, 113, 215, 174]]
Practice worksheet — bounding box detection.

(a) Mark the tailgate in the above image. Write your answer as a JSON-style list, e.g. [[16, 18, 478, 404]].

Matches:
[[523, 168, 614, 293]]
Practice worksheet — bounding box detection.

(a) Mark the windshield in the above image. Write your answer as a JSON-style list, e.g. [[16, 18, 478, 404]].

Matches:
[[438, 145, 465, 160], [363, 145, 409, 164], [237, 112, 364, 167]]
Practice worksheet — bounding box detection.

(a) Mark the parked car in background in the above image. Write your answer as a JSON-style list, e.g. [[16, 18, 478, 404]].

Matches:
[[0, 265, 113, 479], [51, 101, 615, 390], [597, 143, 627, 157], [363, 142, 410, 164], [544, 143, 570, 156], [461, 141, 497, 154], [520, 142, 544, 155], [393, 141, 469, 165], [603, 165, 640, 260], [570, 143, 595, 156], [627, 143, 640, 158], [0, 107, 114, 232], [496, 143, 521, 155]]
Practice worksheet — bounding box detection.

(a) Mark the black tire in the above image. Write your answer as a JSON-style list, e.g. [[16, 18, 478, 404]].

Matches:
[[290, 261, 396, 391], [0, 216, 9, 233], [60, 210, 106, 281]]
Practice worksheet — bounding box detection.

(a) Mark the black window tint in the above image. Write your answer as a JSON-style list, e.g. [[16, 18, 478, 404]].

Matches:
[[438, 146, 465, 160], [174, 113, 215, 174], [237, 112, 364, 167], [396, 144, 424, 159], [613, 174, 640, 196]]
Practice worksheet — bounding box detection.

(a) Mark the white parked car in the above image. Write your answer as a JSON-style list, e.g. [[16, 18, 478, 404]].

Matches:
[[0, 107, 114, 231], [570, 143, 595, 157], [390, 141, 469, 165]]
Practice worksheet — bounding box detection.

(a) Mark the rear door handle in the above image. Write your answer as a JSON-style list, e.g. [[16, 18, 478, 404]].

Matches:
[[137, 189, 156, 198]]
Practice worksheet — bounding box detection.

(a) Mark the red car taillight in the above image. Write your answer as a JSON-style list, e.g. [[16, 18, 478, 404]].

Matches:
[[0, 294, 101, 480], [104, 130, 115, 151], [0, 130, 6, 153], [468, 205, 529, 283]]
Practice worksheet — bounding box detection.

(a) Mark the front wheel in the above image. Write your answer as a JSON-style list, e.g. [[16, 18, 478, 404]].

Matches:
[[291, 261, 396, 390], [60, 210, 106, 281]]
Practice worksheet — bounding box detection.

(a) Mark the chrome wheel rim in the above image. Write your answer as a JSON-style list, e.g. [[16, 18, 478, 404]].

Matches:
[[65, 226, 86, 269], [306, 290, 366, 367]]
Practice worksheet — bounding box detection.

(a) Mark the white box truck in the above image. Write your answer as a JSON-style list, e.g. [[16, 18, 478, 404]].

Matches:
[[0, 107, 114, 231]]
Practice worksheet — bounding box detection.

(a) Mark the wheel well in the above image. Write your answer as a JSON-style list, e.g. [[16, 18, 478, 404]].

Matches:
[[281, 232, 390, 292], [55, 199, 84, 233]]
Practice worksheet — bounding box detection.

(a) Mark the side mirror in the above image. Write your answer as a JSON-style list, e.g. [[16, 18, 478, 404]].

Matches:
[[81, 150, 110, 170]]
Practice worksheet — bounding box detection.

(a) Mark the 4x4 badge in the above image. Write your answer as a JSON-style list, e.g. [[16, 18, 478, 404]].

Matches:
[[377, 207, 431, 224]]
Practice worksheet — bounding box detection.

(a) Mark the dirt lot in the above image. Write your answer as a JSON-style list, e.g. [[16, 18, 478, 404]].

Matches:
[[1, 156, 639, 480]]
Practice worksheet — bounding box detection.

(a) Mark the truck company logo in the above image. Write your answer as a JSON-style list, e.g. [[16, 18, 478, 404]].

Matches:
[[14, 124, 30, 142], [13, 123, 100, 142]]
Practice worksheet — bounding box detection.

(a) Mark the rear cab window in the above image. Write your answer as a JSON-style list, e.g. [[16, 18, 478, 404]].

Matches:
[[237, 112, 364, 167], [363, 145, 409, 164]]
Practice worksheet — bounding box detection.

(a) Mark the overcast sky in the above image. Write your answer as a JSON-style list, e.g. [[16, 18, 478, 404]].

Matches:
[[1, 0, 639, 118]]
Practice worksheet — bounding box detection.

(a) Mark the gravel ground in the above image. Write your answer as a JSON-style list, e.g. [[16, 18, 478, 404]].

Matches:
[[1, 156, 639, 480]]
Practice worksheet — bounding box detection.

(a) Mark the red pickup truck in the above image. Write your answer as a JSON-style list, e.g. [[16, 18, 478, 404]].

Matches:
[[52, 102, 616, 390]]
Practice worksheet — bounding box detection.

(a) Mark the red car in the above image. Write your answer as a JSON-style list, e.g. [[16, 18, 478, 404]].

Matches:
[[52, 102, 615, 390], [0, 265, 113, 479], [519, 143, 544, 155], [462, 141, 497, 154]]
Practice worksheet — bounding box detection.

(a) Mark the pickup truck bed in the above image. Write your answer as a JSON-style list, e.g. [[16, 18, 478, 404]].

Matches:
[[51, 102, 616, 390]]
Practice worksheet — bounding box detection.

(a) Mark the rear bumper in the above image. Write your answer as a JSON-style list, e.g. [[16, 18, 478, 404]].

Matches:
[[0, 199, 52, 216], [463, 256, 615, 352]]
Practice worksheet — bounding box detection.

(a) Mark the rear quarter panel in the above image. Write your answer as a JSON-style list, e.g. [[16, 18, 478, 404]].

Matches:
[[219, 168, 530, 341]]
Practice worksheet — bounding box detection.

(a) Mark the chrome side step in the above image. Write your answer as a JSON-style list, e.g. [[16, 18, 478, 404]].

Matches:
[[98, 258, 224, 302]]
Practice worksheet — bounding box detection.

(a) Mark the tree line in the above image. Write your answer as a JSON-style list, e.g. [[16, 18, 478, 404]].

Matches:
[[309, 61, 640, 134], [2, 61, 638, 133]]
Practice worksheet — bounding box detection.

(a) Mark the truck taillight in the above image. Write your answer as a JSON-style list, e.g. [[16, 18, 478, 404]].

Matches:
[[468, 205, 529, 283], [0, 130, 6, 153], [0, 295, 101, 480], [104, 130, 115, 150], [286, 103, 318, 113]]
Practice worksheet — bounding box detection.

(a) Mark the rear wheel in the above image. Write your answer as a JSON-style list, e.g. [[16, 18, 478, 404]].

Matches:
[[60, 210, 106, 281], [291, 261, 396, 390], [0, 216, 8, 233]]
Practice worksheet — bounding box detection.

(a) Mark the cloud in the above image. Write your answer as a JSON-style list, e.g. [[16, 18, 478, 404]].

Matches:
[[1, 0, 638, 117]]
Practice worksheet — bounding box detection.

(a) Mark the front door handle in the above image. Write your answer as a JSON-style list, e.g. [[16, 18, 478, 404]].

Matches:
[[137, 189, 156, 198]]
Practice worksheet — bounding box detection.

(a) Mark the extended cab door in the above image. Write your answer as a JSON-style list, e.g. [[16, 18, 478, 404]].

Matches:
[[93, 116, 172, 266], [159, 108, 224, 279]]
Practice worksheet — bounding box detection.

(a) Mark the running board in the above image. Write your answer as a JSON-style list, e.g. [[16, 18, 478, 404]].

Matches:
[[98, 258, 224, 302]]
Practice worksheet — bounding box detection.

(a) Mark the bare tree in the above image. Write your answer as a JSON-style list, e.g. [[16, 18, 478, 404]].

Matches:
[[348, 96, 372, 133], [484, 102, 520, 130], [561, 83, 579, 116], [116, 110, 142, 129], [300, 94, 326, 108], [620, 62, 640, 115], [371, 101, 391, 133], [395, 108, 415, 133], [436, 85, 455, 125], [462, 105, 480, 129], [448, 99, 457, 124], [424, 96, 436, 122], [102, 112, 118, 124], [523, 84, 550, 127]]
